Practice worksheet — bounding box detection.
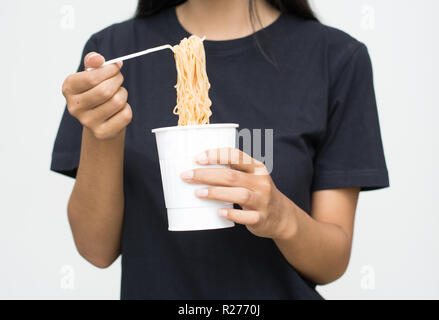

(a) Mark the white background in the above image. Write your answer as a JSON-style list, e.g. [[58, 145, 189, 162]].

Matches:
[[0, 0, 438, 299]]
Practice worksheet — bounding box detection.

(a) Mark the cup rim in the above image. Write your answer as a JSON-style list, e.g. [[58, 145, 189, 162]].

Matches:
[[151, 123, 239, 134]]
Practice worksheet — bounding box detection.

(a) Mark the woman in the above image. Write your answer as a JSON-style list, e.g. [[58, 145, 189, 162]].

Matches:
[[51, 0, 389, 299]]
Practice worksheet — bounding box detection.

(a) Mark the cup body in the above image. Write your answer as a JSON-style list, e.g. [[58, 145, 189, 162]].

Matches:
[[152, 123, 239, 231]]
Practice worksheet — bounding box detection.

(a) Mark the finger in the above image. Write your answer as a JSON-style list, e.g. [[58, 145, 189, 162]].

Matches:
[[78, 87, 128, 128], [181, 168, 252, 188], [92, 103, 132, 140], [195, 187, 258, 209], [64, 62, 122, 94], [194, 148, 267, 174], [217, 208, 260, 226], [72, 72, 124, 111], [84, 52, 105, 69]]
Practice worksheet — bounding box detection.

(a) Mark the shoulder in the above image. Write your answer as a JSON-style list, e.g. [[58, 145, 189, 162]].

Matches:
[[89, 9, 172, 43], [317, 22, 369, 70], [88, 19, 138, 46], [84, 15, 166, 59], [289, 15, 365, 53], [285, 15, 371, 78]]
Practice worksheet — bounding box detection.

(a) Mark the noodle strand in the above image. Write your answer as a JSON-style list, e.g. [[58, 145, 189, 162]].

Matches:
[[172, 35, 212, 126]]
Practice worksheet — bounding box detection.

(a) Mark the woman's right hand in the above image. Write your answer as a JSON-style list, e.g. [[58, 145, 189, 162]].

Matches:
[[62, 52, 132, 140]]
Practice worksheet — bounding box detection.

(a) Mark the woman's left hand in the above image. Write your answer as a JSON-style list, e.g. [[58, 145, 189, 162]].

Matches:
[[180, 148, 297, 239]]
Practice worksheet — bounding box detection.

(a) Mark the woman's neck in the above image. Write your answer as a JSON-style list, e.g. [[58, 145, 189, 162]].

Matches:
[[176, 0, 280, 41]]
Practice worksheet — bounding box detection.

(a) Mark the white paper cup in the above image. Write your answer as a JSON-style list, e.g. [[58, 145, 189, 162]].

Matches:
[[152, 123, 239, 231]]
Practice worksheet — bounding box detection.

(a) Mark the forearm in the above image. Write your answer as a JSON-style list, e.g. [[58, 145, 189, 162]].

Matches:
[[273, 194, 352, 285], [68, 127, 125, 268], [187, 148, 357, 284]]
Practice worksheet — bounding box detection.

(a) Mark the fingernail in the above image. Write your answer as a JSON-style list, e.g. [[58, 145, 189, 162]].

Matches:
[[180, 170, 194, 180], [117, 61, 123, 68], [86, 53, 99, 64], [218, 209, 228, 217], [194, 152, 208, 165], [195, 189, 208, 197]]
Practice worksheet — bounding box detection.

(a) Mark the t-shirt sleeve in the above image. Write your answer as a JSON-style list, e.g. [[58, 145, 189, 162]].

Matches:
[[50, 36, 99, 178], [312, 43, 389, 191]]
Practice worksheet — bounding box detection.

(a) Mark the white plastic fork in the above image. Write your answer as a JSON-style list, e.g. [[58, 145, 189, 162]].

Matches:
[[86, 36, 206, 71], [86, 44, 172, 71]]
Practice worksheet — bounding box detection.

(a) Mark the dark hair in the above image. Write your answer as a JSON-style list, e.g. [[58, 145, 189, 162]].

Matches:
[[135, 0, 317, 21], [135, 0, 317, 64]]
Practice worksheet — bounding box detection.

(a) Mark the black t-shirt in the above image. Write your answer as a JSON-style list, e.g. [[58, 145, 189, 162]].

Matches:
[[51, 8, 389, 299]]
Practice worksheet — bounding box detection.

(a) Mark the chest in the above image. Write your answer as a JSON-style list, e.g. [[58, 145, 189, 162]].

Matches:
[[122, 50, 328, 211]]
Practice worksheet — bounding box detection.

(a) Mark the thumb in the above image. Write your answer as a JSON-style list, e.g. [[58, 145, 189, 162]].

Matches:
[[84, 52, 105, 70]]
